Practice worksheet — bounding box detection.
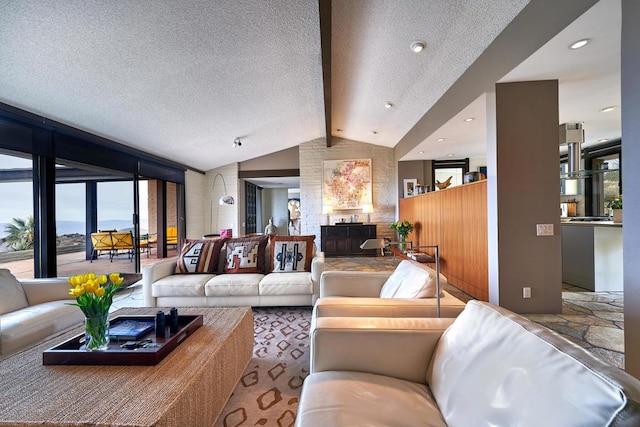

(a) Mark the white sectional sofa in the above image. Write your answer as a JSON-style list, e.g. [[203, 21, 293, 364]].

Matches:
[[143, 235, 325, 307], [0, 269, 84, 356], [315, 260, 466, 318], [296, 300, 640, 426]]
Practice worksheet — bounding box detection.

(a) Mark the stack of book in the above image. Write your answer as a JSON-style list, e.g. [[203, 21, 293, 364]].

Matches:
[[405, 250, 434, 263]]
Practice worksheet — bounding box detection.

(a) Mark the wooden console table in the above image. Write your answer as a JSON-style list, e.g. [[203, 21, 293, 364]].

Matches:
[[321, 224, 377, 257]]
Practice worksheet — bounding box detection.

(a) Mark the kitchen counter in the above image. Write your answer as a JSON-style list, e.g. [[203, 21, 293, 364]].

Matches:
[[561, 223, 622, 291], [561, 219, 622, 227]]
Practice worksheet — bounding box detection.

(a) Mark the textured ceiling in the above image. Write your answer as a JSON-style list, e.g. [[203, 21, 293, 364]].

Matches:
[[0, 1, 616, 172], [0, 0, 325, 171]]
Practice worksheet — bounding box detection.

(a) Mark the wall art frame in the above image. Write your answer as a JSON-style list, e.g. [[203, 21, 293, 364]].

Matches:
[[403, 178, 418, 198], [322, 159, 372, 209]]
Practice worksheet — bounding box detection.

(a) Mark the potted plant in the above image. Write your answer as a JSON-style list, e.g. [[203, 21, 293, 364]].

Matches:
[[607, 195, 623, 223]]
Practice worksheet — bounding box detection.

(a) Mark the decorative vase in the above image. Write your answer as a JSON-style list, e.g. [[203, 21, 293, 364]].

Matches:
[[613, 209, 622, 224], [399, 234, 407, 253], [84, 313, 110, 351]]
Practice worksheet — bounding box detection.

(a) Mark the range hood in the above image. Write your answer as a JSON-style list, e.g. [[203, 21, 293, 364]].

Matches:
[[559, 123, 584, 177]]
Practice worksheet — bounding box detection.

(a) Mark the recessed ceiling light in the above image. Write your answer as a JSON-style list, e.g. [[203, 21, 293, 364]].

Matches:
[[569, 38, 591, 50], [410, 41, 426, 53], [418, 151, 425, 154], [437, 138, 446, 142], [464, 117, 475, 122], [447, 153, 455, 157], [600, 106, 617, 113], [598, 138, 609, 143], [384, 101, 394, 109]]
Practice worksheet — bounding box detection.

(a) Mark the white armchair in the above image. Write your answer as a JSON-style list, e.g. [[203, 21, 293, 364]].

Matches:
[[314, 260, 466, 319]]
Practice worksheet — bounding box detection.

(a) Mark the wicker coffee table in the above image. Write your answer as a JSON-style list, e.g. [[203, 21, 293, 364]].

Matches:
[[0, 307, 253, 427]]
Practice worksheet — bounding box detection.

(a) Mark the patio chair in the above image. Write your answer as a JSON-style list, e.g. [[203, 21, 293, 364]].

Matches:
[[90, 232, 114, 262], [110, 231, 135, 261], [166, 226, 178, 248], [138, 233, 157, 258]]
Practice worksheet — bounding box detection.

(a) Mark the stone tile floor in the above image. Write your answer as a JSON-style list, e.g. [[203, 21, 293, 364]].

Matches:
[[118, 255, 625, 370]]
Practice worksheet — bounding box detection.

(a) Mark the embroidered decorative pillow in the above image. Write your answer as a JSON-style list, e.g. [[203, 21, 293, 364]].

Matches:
[[176, 238, 225, 274], [224, 235, 269, 273], [270, 235, 316, 273]]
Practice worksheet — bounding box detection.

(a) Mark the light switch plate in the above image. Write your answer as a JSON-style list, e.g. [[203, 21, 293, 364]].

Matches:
[[536, 224, 554, 236]]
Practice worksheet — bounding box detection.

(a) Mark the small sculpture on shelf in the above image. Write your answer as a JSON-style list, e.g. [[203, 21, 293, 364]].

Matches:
[[264, 218, 278, 235], [435, 176, 453, 190]]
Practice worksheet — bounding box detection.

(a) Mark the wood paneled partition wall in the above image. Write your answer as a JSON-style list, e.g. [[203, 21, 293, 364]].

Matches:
[[399, 180, 488, 300]]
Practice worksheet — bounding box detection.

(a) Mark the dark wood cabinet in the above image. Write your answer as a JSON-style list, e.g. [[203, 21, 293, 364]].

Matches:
[[321, 224, 377, 257]]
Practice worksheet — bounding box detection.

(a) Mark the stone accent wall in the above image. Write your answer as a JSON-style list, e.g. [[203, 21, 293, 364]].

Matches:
[[147, 179, 178, 236], [185, 170, 206, 239], [299, 137, 397, 248]]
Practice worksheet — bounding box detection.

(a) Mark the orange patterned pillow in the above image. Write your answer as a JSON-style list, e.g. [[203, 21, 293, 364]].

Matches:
[[270, 235, 316, 273], [175, 239, 225, 274], [224, 235, 269, 273]]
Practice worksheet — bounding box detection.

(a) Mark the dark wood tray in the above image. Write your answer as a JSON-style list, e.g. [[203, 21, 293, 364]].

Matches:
[[43, 314, 203, 366]]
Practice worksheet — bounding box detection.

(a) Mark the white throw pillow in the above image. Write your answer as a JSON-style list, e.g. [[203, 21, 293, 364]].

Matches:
[[379, 260, 440, 299], [0, 269, 29, 315]]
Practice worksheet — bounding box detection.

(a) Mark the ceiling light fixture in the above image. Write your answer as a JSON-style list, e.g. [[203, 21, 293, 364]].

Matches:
[[419, 151, 425, 154], [410, 41, 426, 53], [233, 137, 242, 147], [569, 38, 591, 50], [464, 117, 475, 122], [437, 138, 446, 142], [599, 106, 617, 113], [384, 101, 394, 109], [447, 153, 455, 157], [598, 138, 609, 143]]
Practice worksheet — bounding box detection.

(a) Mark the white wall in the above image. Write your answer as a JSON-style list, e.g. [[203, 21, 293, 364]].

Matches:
[[205, 164, 239, 237], [262, 188, 289, 234], [299, 137, 397, 247]]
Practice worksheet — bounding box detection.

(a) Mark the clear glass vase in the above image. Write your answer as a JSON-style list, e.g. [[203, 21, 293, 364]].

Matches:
[[399, 234, 408, 253], [84, 313, 110, 351]]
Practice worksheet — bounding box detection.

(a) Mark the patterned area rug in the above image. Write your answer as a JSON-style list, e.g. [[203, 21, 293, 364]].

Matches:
[[216, 307, 312, 427]]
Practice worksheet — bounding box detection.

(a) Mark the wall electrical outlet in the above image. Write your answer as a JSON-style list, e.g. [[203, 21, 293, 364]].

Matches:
[[523, 287, 532, 299], [536, 224, 554, 236]]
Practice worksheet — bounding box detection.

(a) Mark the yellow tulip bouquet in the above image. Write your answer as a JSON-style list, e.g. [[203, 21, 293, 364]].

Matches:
[[68, 272, 124, 350], [390, 220, 414, 251], [390, 220, 414, 239]]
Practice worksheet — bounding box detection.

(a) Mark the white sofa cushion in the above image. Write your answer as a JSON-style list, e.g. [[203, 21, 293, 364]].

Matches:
[[205, 273, 263, 296], [314, 292, 466, 318], [151, 274, 214, 297], [0, 269, 29, 315], [379, 260, 443, 299], [428, 300, 640, 426], [295, 370, 446, 427], [259, 272, 313, 296], [0, 300, 84, 354]]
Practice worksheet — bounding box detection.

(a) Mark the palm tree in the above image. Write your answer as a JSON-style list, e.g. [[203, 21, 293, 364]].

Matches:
[[3, 216, 35, 251]]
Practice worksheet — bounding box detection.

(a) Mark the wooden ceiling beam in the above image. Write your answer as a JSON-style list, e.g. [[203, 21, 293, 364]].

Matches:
[[318, 0, 332, 147]]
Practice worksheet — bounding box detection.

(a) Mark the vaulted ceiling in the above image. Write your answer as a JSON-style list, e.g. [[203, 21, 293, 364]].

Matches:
[[0, 0, 619, 172]]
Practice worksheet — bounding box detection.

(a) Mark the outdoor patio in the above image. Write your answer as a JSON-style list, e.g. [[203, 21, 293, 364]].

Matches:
[[0, 248, 177, 280]]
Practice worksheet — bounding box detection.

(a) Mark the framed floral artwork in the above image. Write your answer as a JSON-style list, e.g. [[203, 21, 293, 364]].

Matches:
[[322, 159, 372, 209]]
